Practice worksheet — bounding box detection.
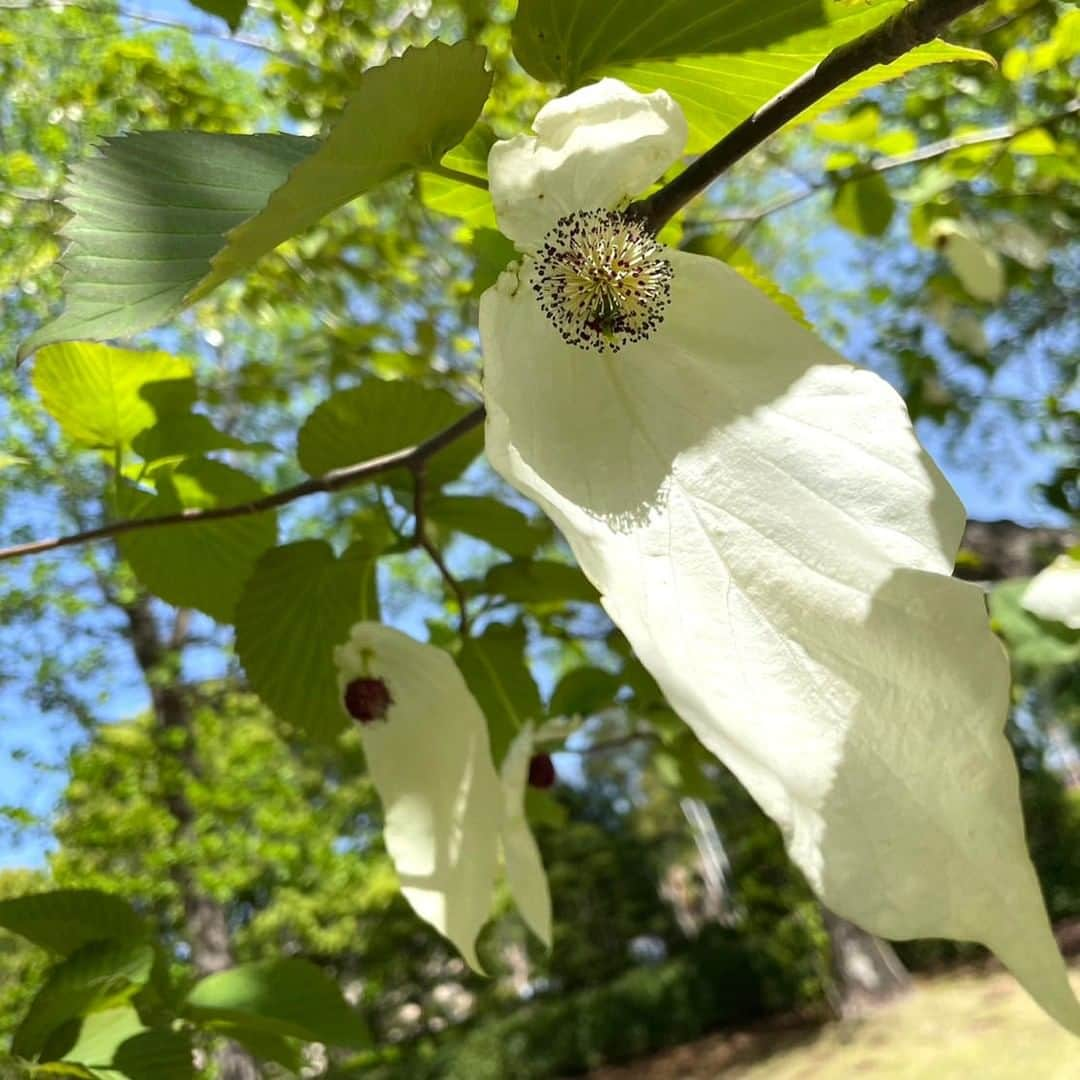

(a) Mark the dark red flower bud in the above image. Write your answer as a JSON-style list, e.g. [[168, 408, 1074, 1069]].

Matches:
[[344, 677, 393, 724], [527, 752, 556, 790]]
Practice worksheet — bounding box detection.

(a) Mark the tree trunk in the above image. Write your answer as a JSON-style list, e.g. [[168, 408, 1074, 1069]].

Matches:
[[821, 907, 911, 1018], [123, 596, 261, 1080]]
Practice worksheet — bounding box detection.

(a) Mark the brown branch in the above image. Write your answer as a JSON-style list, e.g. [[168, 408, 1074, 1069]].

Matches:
[[0, 405, 486, 564], [631, 0, 990, 231]]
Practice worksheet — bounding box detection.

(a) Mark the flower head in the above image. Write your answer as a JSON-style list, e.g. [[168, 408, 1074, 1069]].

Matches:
[[533, 209, 672, 352]]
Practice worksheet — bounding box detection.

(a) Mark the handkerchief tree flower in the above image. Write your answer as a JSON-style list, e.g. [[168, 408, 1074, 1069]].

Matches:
[[4, 0, 1080, 1066]]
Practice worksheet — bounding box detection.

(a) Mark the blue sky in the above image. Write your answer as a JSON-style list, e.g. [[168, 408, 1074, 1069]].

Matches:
[[1, 1, 1073, 869]]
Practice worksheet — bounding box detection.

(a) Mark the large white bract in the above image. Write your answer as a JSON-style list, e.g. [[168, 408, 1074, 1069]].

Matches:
[[480, 78, 1080, 1032], [335, 623, 551, 969]]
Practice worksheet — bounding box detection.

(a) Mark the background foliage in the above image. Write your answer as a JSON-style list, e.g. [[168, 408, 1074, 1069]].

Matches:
[[0, 0, 1077, 1076]]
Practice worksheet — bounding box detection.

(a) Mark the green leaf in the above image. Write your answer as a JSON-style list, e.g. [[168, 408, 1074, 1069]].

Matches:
[[609, 40, 991, 152], [55, 1006, 145, 1077], [183, 958, 369, 1051], [117, 459, 277, 623], [0, 453, 28, 470], [419, 123, 496, 227], [13, 941, 155, 1061], [832, 173, 895, 237], [550, 666, 621, 718], [20, 42, 491, 357], [457, 623, 543, 764], [297, 379, 482, 491], [235, 541, 379, 741], [467, 560, 597, 604], [32, 344, 194, 450], [990, 581, 1080, 672], [469, 228, 518, 297], [0, 890, 147, 957], [131, 415, 267, 465], [110, 1029, 193, 1080], [187, 0, 246, 32], [200, 1023, 300, 1071], [513, 0, 842, 87], [426, 494, 550, 556]]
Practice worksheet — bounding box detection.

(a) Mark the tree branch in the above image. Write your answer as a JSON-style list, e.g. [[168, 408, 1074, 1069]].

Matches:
[[412, 461, 471, 634], [686, 101, 1079, 251], [0, 405, 486, 564], [630, 0, 989, 231]]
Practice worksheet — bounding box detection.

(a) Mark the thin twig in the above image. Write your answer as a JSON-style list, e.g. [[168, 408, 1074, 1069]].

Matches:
[[412, 460, 471, 634], [0, 406, 487, 564], [631, 0, 990, 231], [689, 102, 1079, 255]]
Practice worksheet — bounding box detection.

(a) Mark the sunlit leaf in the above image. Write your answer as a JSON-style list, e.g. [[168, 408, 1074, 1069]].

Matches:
[[610, 42, 991, 153], [512, 0, 868, 87], [32, 344, 193, 450]]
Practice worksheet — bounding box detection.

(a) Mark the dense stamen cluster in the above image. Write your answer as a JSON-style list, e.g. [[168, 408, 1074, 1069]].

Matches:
[[532, 209, 673, 353]]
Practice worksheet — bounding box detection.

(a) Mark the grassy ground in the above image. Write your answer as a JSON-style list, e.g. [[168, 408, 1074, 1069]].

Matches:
[[589, 965, 1080, 1079]]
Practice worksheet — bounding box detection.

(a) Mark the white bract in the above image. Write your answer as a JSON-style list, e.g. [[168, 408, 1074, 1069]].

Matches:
[[334, 623, 551, 969], [480, 79, 1080, 1032], [1022, 555, 1080, 629]]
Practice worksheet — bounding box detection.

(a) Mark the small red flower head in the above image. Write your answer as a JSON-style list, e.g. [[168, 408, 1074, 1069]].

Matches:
[[527, 752, 557, 789], [344, 677, 394, 724]]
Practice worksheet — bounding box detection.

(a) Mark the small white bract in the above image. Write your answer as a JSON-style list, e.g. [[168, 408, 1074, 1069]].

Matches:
[[532, 208, 672, 352]]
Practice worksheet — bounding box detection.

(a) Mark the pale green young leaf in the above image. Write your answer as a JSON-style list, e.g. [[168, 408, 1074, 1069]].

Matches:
[[0, 454, 28, 470], [418, 123, 497, 227], [13, 941, 155, 1060], [117, 460, 277, 623], [20, 42, 491, 357], [235, 541, 379, 741], [184, 958, 368, 1050], [297, 379, 482, 490], [32, 344, 194, 450], [0, 890, 147, 957]]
